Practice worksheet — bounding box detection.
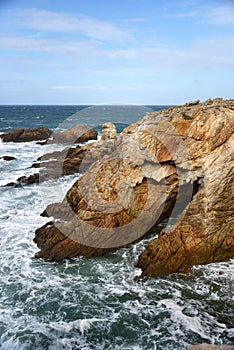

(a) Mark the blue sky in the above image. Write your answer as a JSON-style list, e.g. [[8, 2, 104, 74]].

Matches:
[[0, 0, 234, 104]]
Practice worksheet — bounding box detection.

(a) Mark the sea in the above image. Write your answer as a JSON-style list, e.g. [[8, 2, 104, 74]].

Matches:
[[0, 105, 233, 350]]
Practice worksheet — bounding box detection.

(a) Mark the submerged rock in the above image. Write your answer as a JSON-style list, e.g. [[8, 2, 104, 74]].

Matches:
[[34, 99, 234, 275], [1, 127, 52, 142]]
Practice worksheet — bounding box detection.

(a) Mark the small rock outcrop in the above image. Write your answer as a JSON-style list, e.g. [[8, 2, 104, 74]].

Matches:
[[33, 99, 234, 275], [101, 122, 117, 140], [39, 125, 98, 145], [4, 138, 116, 187], [1, 125, 97, 145], [1, 127, 52, 142], [4, 143, 94, 187]]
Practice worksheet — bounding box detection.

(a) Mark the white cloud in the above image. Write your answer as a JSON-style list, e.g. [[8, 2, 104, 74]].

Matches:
[[1, 33, 234, 74], [16, 9, 133, 42], [201, 4, 234, 24], [166, 3, 234, 25], [0, 34, 100, 57]]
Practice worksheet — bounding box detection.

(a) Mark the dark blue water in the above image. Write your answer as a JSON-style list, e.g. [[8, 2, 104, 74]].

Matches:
[[0, 105, 233, 350], [0, 104, 168, 134]]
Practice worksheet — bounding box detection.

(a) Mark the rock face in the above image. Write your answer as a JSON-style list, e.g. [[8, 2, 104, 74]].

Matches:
[[34, 98, 234, 275], [136, 98, 234, 277], [1, 127, 52, 142]]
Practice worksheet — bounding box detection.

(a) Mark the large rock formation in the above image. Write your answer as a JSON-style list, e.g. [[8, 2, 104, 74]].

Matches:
[[136, 98, 234, 277], [33, 98, 234, 276]]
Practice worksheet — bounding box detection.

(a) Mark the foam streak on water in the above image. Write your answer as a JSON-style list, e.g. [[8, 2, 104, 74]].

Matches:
[[0, 107, 234, 349]]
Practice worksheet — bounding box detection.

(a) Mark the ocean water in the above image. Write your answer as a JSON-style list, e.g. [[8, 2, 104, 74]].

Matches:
[[0, 105, 233, 350]]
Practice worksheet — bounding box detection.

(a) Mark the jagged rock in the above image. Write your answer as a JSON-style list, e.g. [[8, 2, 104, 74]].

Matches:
[[4, 139, 117, 187], [101, 122, 117, 140], [188, 344, 234, 350], [0, 156, 16, 161], [4, 143, 94, 187], [33, 99, 234, 271], [1, 127, 52, 142], [5, 174, 40, 187]]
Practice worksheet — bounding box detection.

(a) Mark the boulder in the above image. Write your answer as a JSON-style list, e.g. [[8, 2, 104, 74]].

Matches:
[[33, 99, 234, 273], [1, 127, 52, 142], [101, 122, 117, 140]]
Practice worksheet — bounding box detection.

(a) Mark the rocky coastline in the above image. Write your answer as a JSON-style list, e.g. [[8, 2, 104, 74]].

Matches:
[[1, 99, 233, 277], [25, 98, 234, 277]]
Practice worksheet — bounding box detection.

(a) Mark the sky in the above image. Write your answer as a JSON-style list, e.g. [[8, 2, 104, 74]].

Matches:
[[0, 0, 234, 105]]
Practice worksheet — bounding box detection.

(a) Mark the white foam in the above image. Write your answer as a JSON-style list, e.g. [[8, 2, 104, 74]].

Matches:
[[50, 318, 109, 335], [159, 299, 210, 340], [1, 132, 234, 350]]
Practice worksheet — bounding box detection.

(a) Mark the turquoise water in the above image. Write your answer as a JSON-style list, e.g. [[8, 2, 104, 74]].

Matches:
[[0, 105, 233, 349]]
